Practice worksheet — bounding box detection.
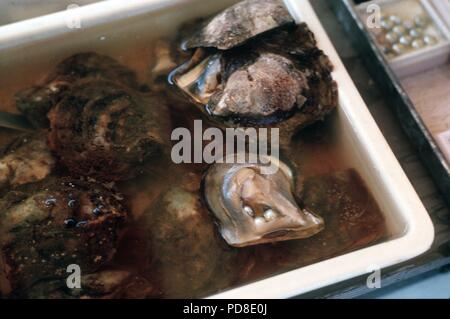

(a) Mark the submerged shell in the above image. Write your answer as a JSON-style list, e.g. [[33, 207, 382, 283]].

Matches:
[[173, 50, 309, 123], [183, 0, 295, 50], [143, 182, 249, 298], [203, 154, 324, 247], [47, 80, 171, 181], [0, 177, 127, 296]]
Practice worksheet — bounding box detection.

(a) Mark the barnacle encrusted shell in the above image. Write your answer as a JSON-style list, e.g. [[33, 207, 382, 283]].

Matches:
[[171, 23, 338, 144]]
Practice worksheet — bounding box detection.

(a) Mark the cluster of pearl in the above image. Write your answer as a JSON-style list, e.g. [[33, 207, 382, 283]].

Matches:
[[243, 205, 278, 224], [378, 14, 438, 57]]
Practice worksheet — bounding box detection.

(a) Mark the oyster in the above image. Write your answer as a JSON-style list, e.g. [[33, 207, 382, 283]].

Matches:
[[47, 80, 171, 181], [173, 48, 310, 124], [0, 133, 54, 190], [14, 52, 172, 181], [183, 0, 295, 50], [203, 154, 324, 247], [0, 177, 127, 297], [15, 52, 144, 128], [171, 22, 338, 139]]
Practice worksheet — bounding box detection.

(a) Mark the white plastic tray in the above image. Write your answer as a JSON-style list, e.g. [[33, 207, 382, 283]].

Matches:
[[0, 0, 435, 299]]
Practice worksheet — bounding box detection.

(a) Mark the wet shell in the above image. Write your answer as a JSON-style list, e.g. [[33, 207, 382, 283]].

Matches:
[[183, 0, 295, 50], [203, 154, 324, 247], [47, 80, 171, 181]]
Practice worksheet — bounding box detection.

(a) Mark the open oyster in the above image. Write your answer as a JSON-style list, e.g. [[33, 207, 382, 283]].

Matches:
[[203, 154, 324, 247], [183, 0, 295, 50], [12, 52, 171, 182], [172, 47, 312, 125]]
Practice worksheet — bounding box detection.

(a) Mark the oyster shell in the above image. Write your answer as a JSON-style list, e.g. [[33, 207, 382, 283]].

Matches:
[[183, 0, 295, 50], [0, 177, 127, 297], [47, 79, 171, 181], [203, 154, 324, 247], [0, 133, 54, 190], [15, 52, 144, 128], [171, 23, 338, 140]]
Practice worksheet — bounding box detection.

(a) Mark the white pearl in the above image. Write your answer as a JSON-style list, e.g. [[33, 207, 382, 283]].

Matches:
[[399, 35, 413, 46], [423, 35, 438, 45], [403, 20, 414, 30], [383, 48, 396, 59], [412, 38, 425, 49], [263, 209, 277, 222], [392, 43, 406, 55], [254, 216, 266, 226], [243, 205, 254, 217], [389, 15, 402, 25], [381, 19, 394, 30]]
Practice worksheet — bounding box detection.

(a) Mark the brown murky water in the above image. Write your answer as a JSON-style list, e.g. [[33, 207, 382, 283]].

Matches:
[[0, 29, 387, 298]]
